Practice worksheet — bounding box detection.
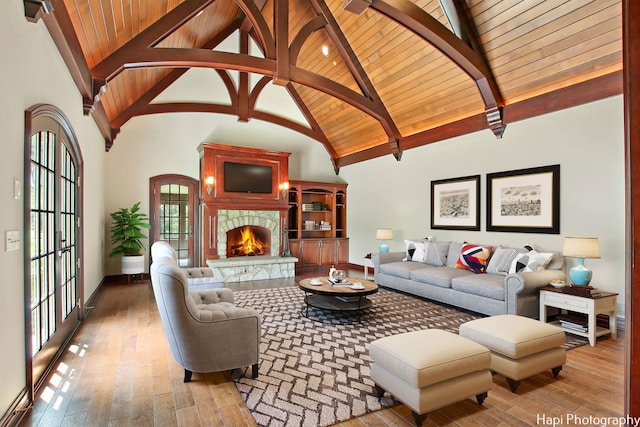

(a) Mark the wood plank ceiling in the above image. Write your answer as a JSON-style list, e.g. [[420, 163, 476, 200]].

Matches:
[[25, 0, 622, 171]]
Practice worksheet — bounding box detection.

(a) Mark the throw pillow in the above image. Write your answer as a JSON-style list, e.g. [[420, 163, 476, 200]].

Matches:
[[403, 239, 427, 262], [424, 241, 450, 267], [456, 244, 493, 274], [486, 246, 526, 275], [508, 250, 554, 273]]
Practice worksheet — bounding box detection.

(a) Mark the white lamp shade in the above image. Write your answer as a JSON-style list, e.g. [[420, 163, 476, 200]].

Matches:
[[562, 237, 601, 259], [376, 228, 393, 240]]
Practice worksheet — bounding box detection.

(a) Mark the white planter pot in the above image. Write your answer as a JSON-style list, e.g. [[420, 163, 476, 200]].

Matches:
[[121, 255, 145, 275]]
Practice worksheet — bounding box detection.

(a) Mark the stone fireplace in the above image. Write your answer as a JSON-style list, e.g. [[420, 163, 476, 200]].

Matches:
[[205, 209, 296, 282], [199, 144, 297, 282], [217, 210, 279, 258]]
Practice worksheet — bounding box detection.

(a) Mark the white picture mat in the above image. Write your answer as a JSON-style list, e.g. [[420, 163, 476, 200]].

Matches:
[[489, 171, 555, 227], [433, 179, 478, 227]]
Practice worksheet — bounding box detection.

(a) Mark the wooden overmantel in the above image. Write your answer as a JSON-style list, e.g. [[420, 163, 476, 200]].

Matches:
[[198, 143, 291, 263]]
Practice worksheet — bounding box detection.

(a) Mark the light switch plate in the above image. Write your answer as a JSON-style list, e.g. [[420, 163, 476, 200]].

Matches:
[[14, 178, 21, 200], [6, 230, 20, 251]]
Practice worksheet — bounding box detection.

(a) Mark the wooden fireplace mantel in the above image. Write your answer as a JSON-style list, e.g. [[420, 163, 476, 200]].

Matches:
[[198, 143, 291, 263]]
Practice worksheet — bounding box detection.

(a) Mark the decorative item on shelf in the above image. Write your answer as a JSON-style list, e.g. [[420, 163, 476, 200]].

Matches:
[[205, 176, 214, 196], [562, 237, 601, 286], [376, 228, 393, 253], [279, 181, 289, 200]]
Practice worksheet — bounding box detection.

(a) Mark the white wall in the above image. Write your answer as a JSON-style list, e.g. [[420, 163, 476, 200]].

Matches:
[[0, 1, 106, 418], [340, 96, 625, 313]]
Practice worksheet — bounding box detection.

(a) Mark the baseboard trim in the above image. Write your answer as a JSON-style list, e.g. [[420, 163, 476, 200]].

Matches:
[[0, 388, 30, 427]]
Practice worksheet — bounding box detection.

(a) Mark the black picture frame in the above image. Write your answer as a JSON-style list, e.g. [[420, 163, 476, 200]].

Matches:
[[486, 164, 560, 234], [431, 175, 481, 231]]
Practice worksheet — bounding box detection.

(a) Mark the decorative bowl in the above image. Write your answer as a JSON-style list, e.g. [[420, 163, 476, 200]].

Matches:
[[331, 269, 346, 282]]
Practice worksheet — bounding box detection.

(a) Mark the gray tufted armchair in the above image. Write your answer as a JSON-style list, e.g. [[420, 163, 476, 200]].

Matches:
[[150, 255, 261, 382]]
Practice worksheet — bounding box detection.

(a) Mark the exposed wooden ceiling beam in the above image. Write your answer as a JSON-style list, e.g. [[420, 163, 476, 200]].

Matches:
[[91, 0, 216, 82], [337, 71, 622, 168], [99, 47, 388, 122], [109, 18, 243, 131], [369, 0, 503, 120], [448, 0, 506, 137], [25, 1, 115, 147], [273, 0, 290, 85], [234, 0, 275, 59], [309, 0, 402, 157]]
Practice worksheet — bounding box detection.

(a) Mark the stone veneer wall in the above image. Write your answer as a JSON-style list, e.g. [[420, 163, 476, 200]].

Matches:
[[217, 209, 281, 258]]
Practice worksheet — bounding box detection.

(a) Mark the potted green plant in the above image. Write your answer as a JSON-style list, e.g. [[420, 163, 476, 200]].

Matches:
[[109, 201, 152, 276]]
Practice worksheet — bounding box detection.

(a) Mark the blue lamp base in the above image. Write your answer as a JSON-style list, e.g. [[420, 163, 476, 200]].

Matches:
[[379, 241, 389, 253], [569, 258, 593, 286]]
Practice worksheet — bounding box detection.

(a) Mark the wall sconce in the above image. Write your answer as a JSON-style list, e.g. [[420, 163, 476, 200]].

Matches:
[[205, 176, 214, 196], [279, 181, 289, 200]]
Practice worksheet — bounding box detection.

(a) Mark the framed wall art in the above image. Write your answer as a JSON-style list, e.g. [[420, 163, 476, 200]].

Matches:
[[486, 164, 560, 234], [431, 175, 480, 231]]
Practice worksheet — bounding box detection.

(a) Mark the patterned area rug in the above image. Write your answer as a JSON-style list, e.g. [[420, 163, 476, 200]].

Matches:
[[232, 286, 587, 427]]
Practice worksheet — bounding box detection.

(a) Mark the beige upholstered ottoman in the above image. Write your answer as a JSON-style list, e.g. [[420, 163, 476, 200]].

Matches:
[[369, 329, 492, 426], [459, 314, 566, 393]]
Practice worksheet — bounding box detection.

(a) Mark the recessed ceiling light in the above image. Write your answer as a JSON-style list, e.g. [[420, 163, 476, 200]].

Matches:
[[321, 45, 329, 56]]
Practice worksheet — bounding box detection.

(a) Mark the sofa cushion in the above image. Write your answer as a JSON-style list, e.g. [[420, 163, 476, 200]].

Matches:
[[456, 244, 493, 273], [411, 266, 472, 288], [446, 242, 465, 267], [451, 273, 506, 301], [403, 239, 428, 262], [379, 261, 428, 279], [424, 241, 450, 267], [508, 250, 554, 273], [486, 246, 527, 275]]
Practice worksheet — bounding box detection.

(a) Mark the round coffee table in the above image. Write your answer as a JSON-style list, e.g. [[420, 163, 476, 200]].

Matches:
[[298, 277, 378, 320]]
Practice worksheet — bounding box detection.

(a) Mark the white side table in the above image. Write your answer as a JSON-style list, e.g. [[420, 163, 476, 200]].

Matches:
[[364, 254, 374, 280], [539, 287, 618, 346]]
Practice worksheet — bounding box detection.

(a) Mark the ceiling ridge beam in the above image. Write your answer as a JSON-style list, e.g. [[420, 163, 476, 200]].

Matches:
[[369, 0, 504, 135], [91, 0, 216, 82], [309, 0, 402, 157]]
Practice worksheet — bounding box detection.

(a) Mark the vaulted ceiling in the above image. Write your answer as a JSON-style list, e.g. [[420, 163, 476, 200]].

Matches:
[[25, 0, 622, 171]]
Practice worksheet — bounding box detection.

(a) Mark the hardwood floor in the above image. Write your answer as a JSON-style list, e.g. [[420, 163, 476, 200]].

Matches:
[[21, 270, 624, 426]]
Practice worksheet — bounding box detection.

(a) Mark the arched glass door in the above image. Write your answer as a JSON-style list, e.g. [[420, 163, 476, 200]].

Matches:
[[26, 105, 83, 395], [150, 175, 198, 267]]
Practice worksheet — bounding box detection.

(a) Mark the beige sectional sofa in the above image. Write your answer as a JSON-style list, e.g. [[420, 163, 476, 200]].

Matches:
[[372, 241, 565, 318]]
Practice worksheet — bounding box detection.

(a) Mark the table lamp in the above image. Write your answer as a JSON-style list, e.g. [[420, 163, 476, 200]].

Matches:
[[562, 237, 601, 286], [376, 228, 393, 253]]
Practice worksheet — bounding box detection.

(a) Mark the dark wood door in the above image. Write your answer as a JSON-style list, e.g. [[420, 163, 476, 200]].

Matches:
[[150, 175, 198, 267]]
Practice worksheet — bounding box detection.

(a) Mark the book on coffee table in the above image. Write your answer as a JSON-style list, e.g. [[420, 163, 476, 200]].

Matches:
[[328, 278, 351, 287]]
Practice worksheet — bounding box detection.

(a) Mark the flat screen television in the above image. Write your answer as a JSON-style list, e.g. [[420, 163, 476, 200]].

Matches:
[[223, 161, 273, 194]]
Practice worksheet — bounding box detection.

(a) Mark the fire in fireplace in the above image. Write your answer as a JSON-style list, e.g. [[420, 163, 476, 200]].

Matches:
[[226, 225, 271, 257]]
